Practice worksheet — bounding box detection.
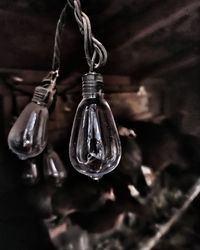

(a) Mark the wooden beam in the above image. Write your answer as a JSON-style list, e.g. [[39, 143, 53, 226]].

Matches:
[[137, 47, 200, 79], [152, 53, 200, 77], [0, 69, 138, 95], [109, 0, 200, 52]]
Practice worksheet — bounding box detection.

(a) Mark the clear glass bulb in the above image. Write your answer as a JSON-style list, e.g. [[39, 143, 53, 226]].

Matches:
[[22, 159, 39, 185], [8, 85, 53, 160], [43, 148, 67, 187], [69, 73, 121, 180]]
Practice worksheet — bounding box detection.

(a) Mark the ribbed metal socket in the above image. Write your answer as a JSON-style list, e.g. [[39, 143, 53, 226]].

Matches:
[[82, 72, 104, 96], [32, 86, 54, 106]]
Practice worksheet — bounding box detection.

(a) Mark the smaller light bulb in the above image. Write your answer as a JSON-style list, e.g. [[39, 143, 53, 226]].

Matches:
[[22, 159, 39, 185], [43, 148, 67, 187], [69, 72, 121, 180], [8, 84, 55, 160]]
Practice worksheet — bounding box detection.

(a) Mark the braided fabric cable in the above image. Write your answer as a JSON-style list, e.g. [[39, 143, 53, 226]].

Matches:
[[41, 4, 68, 87], [52, 3, 68, 72], [70, 0, 108, 71], [51, 0, 107, 78]]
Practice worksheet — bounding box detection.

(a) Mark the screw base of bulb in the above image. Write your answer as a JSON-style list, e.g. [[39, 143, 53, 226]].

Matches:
[[32, 85, 56, 106], [82, 72, 104, 97]]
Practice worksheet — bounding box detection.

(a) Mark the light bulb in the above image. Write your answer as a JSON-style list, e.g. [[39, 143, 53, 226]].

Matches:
[[43, 148, 67, 187], [22, 159, 39, 185], [69, 72, 121, 180], [8, 85, 55, 160]]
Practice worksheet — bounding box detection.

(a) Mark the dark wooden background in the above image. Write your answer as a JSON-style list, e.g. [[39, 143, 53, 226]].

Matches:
[[0, 0, 200, 139], [0, 1, 200, 250]]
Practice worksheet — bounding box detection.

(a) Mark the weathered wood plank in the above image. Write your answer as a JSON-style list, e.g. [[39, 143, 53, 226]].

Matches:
[[0, 69, 138, 95]]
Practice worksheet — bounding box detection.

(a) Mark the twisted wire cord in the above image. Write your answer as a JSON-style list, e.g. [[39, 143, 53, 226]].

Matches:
[[52, 3, 68, 72], [70, 0, 108, 71], [51, 0, 108, 78], [42, 3, 68, 87]]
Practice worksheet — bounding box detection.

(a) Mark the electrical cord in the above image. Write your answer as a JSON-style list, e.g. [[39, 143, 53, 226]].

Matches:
[[0, 0, 108, 95], [52, 0, 108, 76]]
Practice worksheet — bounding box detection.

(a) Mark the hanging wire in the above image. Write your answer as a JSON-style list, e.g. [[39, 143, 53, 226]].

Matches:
[[70, 0, 108, 71], [51, 0, 108, 76], [1, 1, 107, 96], [52, 3, 69, 73]]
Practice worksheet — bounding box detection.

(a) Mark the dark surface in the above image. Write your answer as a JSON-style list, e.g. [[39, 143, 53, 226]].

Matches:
[[0, 0, 199, 76], [0, 1, 200, 250]]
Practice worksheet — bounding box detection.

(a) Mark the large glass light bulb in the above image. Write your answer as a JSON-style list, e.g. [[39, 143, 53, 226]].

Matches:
[[43, 148, 67, 187], [8, 85, 54, 160], [69, 73, 121, 180]]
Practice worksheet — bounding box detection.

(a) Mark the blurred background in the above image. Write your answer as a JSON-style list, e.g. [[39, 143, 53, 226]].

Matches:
[[0, 0, 200, 249]]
